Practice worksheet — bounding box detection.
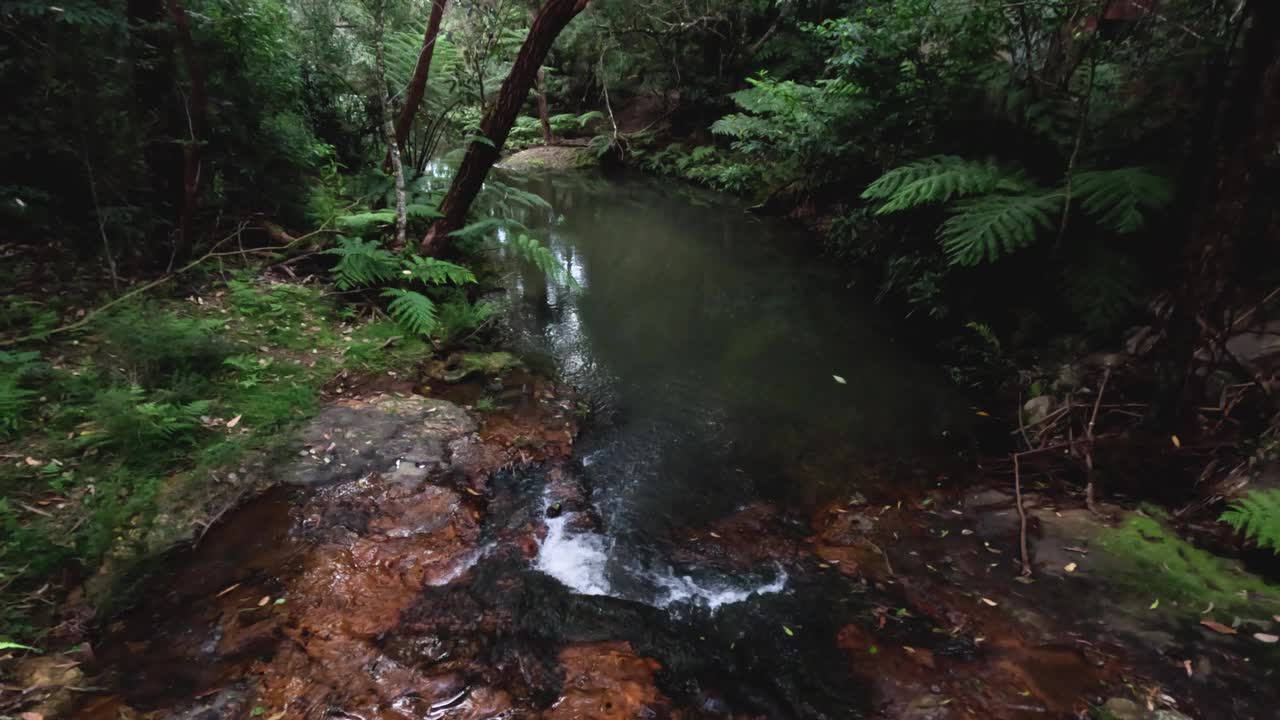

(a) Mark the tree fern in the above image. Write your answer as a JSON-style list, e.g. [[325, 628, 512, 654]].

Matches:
[[940, 192, 1062, 266], [862, 156, 1031, 214], [1220, 490, 1280, 555], [381, 289, 439, 337], [1071, 167, 1173, 234], [402, 255, 476, 286], [323, 236, 399, 289]]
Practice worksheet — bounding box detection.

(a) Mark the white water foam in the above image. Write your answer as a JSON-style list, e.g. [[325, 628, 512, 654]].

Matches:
[[535, 512, 613, 596], [534, 494, 787, 611]]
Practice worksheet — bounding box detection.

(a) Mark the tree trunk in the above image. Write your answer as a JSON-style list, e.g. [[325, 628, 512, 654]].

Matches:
[[537, 67, 555, 145], [421, 0, 591, 255], [165, 0, 209, 261], [1159, 0, 1280, 420], [375, 1, 408, 250], [393, 0, 449, 153]]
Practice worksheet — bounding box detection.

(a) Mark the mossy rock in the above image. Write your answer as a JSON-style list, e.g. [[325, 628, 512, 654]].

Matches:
[[1096, 511, 1280, 616], [429, 352, 525, 383]]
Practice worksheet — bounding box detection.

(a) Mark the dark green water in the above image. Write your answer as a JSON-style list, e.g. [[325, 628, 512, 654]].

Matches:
[[490, 170, 968, 609]]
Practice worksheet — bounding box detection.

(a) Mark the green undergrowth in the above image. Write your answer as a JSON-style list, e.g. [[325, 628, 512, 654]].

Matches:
[[1097, 510, 1280, 620], [0, 274, 434, 643]]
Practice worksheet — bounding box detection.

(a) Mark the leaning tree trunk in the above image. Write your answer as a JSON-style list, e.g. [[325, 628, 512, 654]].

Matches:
[[374, 0, 408, 249], [393, 0, 449, 153], [1159, 0, 1280, 420], [421, 0, 591, 255], [165, 0, 209, 261]]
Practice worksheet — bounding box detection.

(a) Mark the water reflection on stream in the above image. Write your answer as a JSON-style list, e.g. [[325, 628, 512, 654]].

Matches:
[[490, 170, 966, 610]]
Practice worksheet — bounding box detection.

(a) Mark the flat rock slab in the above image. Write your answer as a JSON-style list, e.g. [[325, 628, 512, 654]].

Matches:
[[279, 394, 475, 487]]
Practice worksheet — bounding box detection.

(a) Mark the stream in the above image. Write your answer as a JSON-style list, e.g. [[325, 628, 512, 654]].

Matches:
[[76, 170, 1255, 719]]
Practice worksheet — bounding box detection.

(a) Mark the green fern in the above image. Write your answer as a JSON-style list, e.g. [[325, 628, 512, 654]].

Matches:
[[1220, 490, 1280, 555], [323, 236, 398, 290], [862, 156, 1031, 214], [0, 372, 34, 437], [1071, 167, 1173, 234], [940, 192, 1062, 266], [402, 256, 476, 286], [510, 234, 577, 287], [450, 217, 532, 242], [381, 289, 439, 337]]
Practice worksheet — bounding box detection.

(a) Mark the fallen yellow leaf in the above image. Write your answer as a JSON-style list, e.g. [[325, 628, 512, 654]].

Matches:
[[227, 414, 242, 428], [1171, 435, 1181, 448], [1064, 562, 1077, 573], [980, 597, 998, 607]]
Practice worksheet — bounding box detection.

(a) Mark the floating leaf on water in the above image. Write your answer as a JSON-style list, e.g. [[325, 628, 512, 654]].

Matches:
[[1149, 599, 1160, 610], [709, 532, 722, 538], [1254, 633, 1279, 644], [1064, 562, 1078, 573], [1200, 620, 1237, 635], [782, 625, 794, 637], [975, 410, 990, 417], [258, 596, 270, 607], [832, 375, 847, 384], [465, 487, 483, 496], [980, 597, 998, 607]]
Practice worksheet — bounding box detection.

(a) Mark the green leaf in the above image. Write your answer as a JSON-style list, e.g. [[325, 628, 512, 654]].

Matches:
[[863, 156, 1031, 214], [381, 289, 438, 337], [782, 625, 794, 636], [939, 192, 1062, 266], [1071, 166, 1172, 234], [0, 640, 39, 652]]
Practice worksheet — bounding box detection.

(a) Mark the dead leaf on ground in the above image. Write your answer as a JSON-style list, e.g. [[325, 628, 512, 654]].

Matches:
[[20, 712, 44, 720], [258, 595, 271, 607], [980, 597, 998, 607], [1171, 435, 1181, 448], [215, 583, 240, 598], [1254, 633, 1279, 644], [226, 414, 242, 428], [1182, 660, 1192, 677], [1199, 620, 1237, 635], [1064, 562, 1078, 573]]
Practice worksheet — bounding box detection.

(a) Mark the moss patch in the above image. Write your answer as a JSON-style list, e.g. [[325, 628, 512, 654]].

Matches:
[[1097, 511, 1280, 617]]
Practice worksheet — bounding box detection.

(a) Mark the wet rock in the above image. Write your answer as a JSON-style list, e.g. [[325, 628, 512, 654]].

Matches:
[[280, 395, 474, 487], [546, 642, 669, 720], [670, 503, 798, 569], [1225, 319, 1280, 370], [12, 656, 85, 719], [1101, 697, 1144, 720], [164, 686, 249, 720]]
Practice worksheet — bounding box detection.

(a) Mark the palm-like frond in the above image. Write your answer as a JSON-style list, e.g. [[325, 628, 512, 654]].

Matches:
[[940, 192, 1062, 266], [863, 156, 1031, 214], [1072, 166, 1172, 234]]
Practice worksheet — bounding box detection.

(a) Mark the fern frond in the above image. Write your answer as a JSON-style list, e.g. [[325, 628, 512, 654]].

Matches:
[[863, 156, 1031, 214], [939, 192, 1061, 266], [1063, 248, 1144, 333], [322, 236, 399, 290], [0, 372, 35, 437], [1220, 490, 1280, 555], [381, 289, 439, 337], [450, 217, 531, 242], [402, 256, 476, 286], [1071, 167, 1172, 234], [510, 234, 577, 287]]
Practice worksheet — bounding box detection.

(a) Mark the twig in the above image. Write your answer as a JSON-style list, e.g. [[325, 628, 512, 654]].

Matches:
[[1083, 369, 1111, 513], [1013, 395, 1034, 576]]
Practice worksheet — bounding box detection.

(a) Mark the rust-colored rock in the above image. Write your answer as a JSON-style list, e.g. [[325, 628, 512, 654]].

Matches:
[[545, 642, 670, 720]]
